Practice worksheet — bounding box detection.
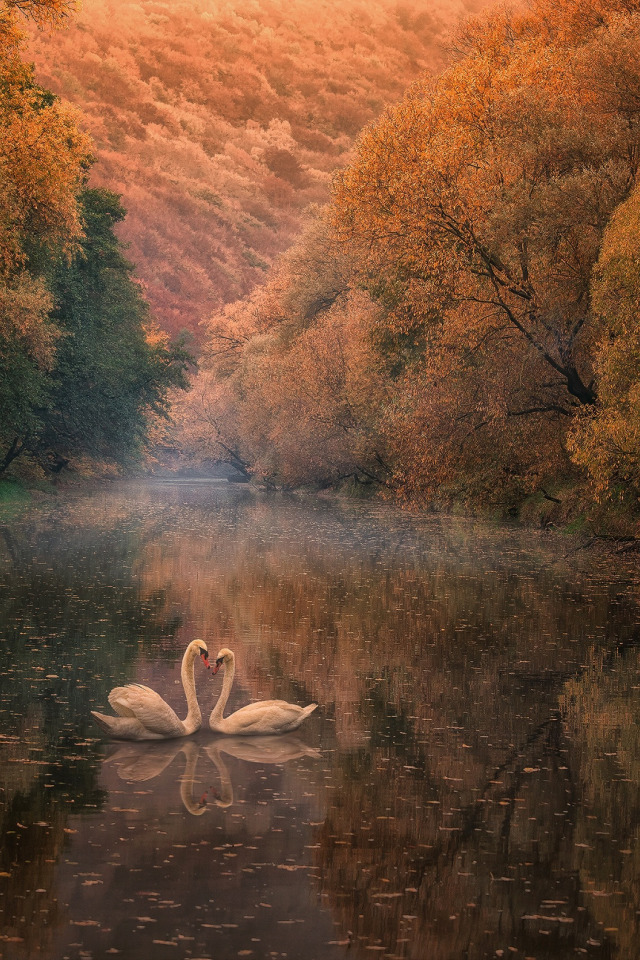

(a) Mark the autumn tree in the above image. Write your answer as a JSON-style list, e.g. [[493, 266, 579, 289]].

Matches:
[[175, 211, 391, 488], [171, 0, 640, 510], [0, 1, 187, 476], [330, 0, 640, 500], [568, 182, 640, 501], [0, 0, 92, 472]]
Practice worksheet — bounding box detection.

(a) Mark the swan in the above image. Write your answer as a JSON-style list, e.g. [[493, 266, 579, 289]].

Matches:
[[91, 639, 210, 741], [208, 648, 317, 736]]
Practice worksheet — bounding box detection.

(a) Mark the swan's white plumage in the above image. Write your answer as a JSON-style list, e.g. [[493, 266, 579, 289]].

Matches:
[[91, 639, 209, 741], [211, 699, 317, 736], [106, 684, 187, 737], [209, 648, 317, 736]]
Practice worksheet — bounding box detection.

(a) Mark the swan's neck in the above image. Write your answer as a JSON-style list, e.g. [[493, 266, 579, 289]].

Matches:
[[181, 646, 202, 735], [210, 656, 235, 727]]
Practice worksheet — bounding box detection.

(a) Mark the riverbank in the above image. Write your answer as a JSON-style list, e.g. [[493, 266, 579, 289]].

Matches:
[[3, 471, 639, 551], [0, 477, 38, 519]]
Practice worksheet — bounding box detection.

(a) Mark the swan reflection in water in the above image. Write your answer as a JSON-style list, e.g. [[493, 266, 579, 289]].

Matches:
[[106, 735, 320, 814], [204, 735, 321, 808]]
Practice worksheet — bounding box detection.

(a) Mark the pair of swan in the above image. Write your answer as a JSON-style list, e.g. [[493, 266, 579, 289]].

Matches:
[[91, 640, 318, 741]]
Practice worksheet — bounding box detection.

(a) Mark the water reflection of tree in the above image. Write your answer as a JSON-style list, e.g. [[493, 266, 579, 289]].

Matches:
[[124, 486, 639, 956], [0, 726, 106, 956], [4, 485, 636, 957], [313, 712, 618, 959], [0, 494, 187, 956], [560, 646, 640, 960]]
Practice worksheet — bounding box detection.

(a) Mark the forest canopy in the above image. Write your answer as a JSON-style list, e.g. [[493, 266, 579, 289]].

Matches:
[[7, 0, 640, 518], [26, 0, 484, 340], [0, 0, 188, 478], [176, 0, 640, 516]]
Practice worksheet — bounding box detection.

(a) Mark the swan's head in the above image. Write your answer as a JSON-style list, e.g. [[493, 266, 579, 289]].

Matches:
[[211, 647, 234, 675], [192, 639, 210, 669]]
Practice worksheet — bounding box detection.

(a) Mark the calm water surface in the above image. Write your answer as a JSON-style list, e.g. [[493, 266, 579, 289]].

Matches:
[[1, 481, 639, 960]]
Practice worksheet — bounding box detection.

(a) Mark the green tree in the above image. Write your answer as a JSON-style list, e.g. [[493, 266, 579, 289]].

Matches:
[[40, 188, 189, 470], [0, 0, 92, 473]]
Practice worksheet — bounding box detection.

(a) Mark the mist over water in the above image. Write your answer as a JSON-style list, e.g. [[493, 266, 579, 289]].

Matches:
[[1, 481, 639, 959]]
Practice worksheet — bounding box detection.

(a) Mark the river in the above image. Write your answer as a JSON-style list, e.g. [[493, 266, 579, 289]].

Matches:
[[0, 480, 638, 960]]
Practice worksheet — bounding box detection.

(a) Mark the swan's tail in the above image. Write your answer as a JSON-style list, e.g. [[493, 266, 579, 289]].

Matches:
[[301, 703, 318, 719], [90, 710, 114, 734]]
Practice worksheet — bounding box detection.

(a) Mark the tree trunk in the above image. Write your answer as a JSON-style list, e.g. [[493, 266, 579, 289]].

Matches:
[[0, 437, 27, 476], [564, 366, 596, 406]]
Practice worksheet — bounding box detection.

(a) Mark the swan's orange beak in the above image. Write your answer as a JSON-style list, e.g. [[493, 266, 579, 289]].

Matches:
[[200, 651, 210, 669], [211, 658, 223, 675]]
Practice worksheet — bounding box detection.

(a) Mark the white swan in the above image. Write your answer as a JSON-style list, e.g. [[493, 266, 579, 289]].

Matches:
[[91, 639, 210, 741], [209, 648, 317, 736]]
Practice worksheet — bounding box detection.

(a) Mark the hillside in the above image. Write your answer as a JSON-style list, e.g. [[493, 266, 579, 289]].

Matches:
[[26, 0, 484, 341]]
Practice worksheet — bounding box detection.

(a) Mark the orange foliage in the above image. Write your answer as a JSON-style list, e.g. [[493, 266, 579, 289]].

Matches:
[[0, 0, 91, 368], [4, 0, 76, 25], [173, 210, 390, 487], [180, 0, 640, 508], [568, 182, 640, 505], [327, 0, 640, 500], [25, 0, 486, 340], [0, 14, 90, 279]]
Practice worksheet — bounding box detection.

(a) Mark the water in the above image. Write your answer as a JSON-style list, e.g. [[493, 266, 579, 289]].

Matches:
[[1, 481, 639, 960]]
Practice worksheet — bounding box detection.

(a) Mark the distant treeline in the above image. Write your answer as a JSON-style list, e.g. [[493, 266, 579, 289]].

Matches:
[[0, 0, 187, 479], [176, 0, 640, 522]]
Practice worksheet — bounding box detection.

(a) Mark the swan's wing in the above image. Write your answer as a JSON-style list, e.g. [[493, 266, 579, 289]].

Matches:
[[107, 685, 140, 717], [90, 711, 166, 741], [107, 684, 184, 737]]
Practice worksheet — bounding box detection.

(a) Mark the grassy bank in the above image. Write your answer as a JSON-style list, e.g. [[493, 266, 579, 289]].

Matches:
[[0, 479, 33, 520]]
